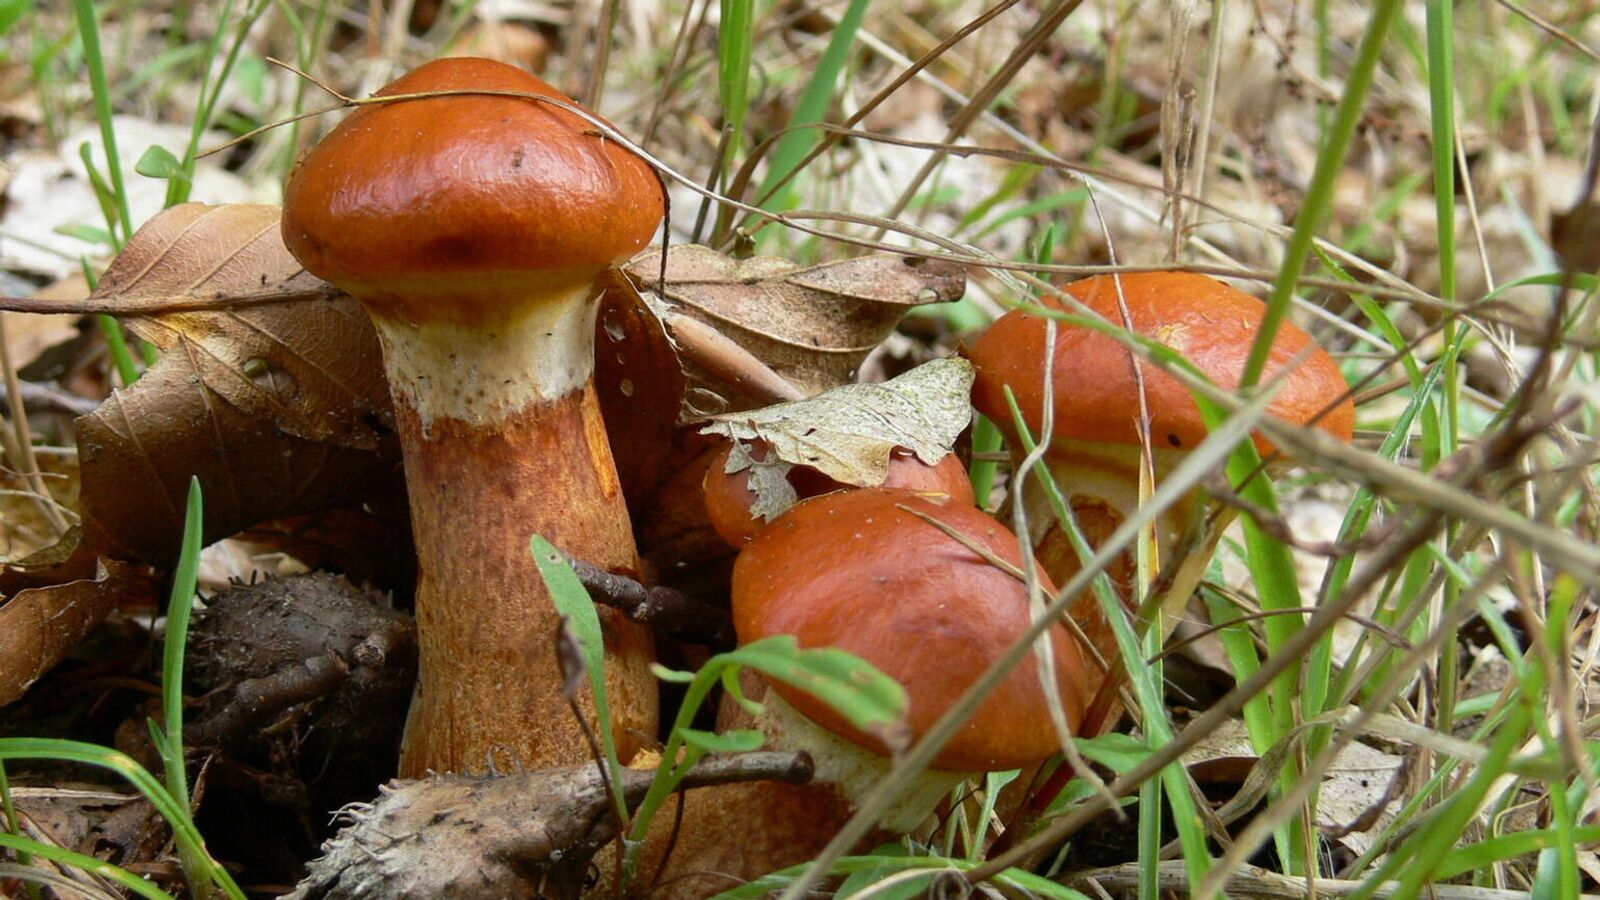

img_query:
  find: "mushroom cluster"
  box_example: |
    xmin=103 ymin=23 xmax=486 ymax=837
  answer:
xmin=278 ymin=54 xmax=1357 ymax=899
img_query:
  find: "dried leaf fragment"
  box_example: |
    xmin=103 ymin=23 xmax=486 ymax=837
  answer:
xmin=700 ymin=358 xmax=975 ymax=517
xmin=55 ymin=204 xmax=401 ymax=569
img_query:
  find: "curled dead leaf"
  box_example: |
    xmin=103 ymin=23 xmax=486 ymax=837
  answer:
xmin=109 ymin=204 xmax=389 ymax=449
xmin=623 ymin=245 xmax=964 ymax=414
xmin=0 ymin=559 xmax=150 ymax=705
xmin=75 ymin=345 xmax=401 ymax=567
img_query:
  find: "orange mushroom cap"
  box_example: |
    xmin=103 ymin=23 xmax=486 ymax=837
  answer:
xmin=281 ymin=57 xmax=663 ymax=320
xmin=704 ymin=441 xmax=977 ymax=548
xmin=967 ymin=272 xmax=1354 ymax=455
xmin=732 ymin=488 xmax=1088 ymax=771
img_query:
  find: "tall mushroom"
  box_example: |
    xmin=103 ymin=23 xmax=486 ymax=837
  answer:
xmin=281 ymin=57 xmax=662 ymax=776
xmin=967 ymin=272 xmax=1354 ymax=704
xmin=641 ymin=487 xmax=1088 ymax=894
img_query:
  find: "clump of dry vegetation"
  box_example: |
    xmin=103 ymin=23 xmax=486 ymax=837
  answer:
xmin=2 ymin=0 xmax=1599 ymax=898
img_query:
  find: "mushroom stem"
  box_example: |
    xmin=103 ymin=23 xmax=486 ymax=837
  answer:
xmin=738 ymin=680 xmax=965 ymax=832
xmin=1019 ymin=441 xmax=1210 ymax=671
xmin=376 ymin=282 xmax=656 ymax=777
xmin=636 ymin=679 xmax=962 ymax=898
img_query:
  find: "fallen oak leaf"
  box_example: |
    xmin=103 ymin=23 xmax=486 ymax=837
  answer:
xmin=0 ymin=204 xmax=400 ymax=587
xmin=73 ymin=340 xmax=401 ymax=568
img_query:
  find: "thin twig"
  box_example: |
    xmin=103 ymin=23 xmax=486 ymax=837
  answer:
xmin=563 ymin=554 xmax=732 ymax=646
xmin=0 ymin=314 xmax=67 ymax=535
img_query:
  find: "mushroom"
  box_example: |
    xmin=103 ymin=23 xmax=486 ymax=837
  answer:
xmin=281 ymin=57 xmax=663 ymax=775
xmin=701 ymin=440 xmax=976 ymax=548
xmin=966 ymin=272 xmax=1354 ymax=700
xmin=640 ymin=487 xmax=1088 ymax=894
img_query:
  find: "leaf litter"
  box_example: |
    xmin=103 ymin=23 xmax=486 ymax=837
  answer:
xmin=700 ymin=357 xmax=975 ymax=520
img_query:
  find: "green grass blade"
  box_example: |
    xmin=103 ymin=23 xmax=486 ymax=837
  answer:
xmin=967 ymin=413 xmax=1003 ymax=512
xmin=1435 ymin=825 xmax=1600 ymax=880
xmin=754 ymin=0 xmax=869 ymax=213
xmin=530 ymin=536 xmax=627 ymax=822
xmin=159 ymin=477 xmax=202 ymax=816
xmin=0 ymin=833 xmax=175 ymax=900
xmin=71 ymin=0 xmax=132 ymax=244
xmin=1239 ymin=0 xmax=1403 ymax=389
xmin=717 ymin=0 xmax=755 ymax=179
xmin=155 ymin=477 xmax=204 ymax=893
xmin=0 ymin=758 xmax=41 ymax=900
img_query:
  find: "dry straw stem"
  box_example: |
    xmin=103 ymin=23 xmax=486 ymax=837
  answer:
xmin=191 ymin=54 xmax=1466 ymax=329
xmin=0 ymin=314 xmax=69 ymax=536
xmin=1070 ymin=860 xmax=1600 ymax=899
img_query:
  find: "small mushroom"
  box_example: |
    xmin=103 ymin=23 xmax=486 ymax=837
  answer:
xmin=644 ymin=488 xmax=1088 ymax=893
xmin=281 ymin=57 xmax=664 ymax=776
xmin=967 ymin=272 xmax=1355 ymax=697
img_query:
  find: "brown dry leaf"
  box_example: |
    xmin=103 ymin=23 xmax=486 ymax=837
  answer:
xmin=57 ymin=203 xmax=397 ymax=569
xmin=75 ymin=319 xmax=400 ymax=567
xmin=112 ymin=204 xmax=388 ymax=449
xmin=622 ymin=246 xmax=965 ymax=414
xmin=1552 ymin=196 xmax=1600 ymax=274
xmin=0 ymin=62 xmax=41 ymax=134
xmin=0 ymin=559 xmax=151 ymax=705
xmin=445 ymin=21 xmax=550 ymax=72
